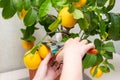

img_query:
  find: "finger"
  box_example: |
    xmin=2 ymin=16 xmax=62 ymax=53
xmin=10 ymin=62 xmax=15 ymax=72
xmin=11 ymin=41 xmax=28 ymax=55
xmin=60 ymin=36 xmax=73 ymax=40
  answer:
xmin=74 ymin=37 xmax=80 ymax=42
xmin=80 ymin=39 xmax=88 ymax=44
xmin=85 ymin=43 xmax=95 ymax=52
xmin=42 ymin=53 xmax=52 ymax=65
xmin=55 ymin=51 xmax=63 ymax=63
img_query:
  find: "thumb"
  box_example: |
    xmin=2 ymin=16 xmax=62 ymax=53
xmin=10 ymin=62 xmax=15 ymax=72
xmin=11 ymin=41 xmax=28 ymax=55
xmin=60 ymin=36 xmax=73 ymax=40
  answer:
xmin=55 ymin=50 xmax=63 ymax=63
xmin=85 ymin=43 xmax=95 ymax=52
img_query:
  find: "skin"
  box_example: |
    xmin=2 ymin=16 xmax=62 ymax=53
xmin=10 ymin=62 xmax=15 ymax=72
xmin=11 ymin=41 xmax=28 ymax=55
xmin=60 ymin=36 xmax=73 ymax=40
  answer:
xmin=33 ymin=53 xmax=62 ymax=80
xmin=33 ymin=37 xmax=95 ymax=80
xmin=58 ymin=37 xmax=95 ymax=80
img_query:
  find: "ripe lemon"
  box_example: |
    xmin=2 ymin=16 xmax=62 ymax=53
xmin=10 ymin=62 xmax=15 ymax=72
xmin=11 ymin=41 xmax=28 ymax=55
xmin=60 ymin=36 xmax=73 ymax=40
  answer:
xmin=74 ymin=0 xmax=87 ymax=8
xmin=58 ymin=7 xmax=77 ymax=28
xmin=22 ymin=40 xmax=34 ymax=50
xmin=38 ymin=44 xmax=50 ymax=59
xmin=90 ymin=66 xmax=103 ymax=78
xmin=19 ymin=9 xmax=28 ymax=20
xmin=24 ymin=51 xmax=41 ymax=70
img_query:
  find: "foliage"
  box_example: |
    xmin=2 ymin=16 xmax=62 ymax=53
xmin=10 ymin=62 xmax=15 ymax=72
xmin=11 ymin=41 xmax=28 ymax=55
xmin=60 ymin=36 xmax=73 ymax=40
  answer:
xmin=0 ymin=0 xmax=120 ymax=77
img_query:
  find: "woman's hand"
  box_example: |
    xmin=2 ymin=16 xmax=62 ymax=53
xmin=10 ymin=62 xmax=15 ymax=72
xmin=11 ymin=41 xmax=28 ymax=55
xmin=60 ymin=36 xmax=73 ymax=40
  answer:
xmin=56 ymin=37 xmax=95 ymax=63
xmin=33 ymin=53 xmax=62 ymax=80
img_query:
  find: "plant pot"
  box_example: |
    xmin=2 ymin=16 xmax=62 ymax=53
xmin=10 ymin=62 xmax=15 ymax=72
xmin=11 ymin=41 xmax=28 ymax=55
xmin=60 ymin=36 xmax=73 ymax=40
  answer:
xmin=29 ymin=69 xmax=37 ymax=80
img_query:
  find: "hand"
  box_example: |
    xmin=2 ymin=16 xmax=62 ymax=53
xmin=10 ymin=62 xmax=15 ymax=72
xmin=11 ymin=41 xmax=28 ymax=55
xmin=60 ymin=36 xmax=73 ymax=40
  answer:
xmin=33 ymin=53 xmax=62 ymax=80
xmin=56 ymin=37 xmax=95 ymax=62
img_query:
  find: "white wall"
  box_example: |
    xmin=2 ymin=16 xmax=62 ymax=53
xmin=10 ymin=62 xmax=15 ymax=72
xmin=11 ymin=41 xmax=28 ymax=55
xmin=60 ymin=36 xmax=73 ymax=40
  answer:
xmin=0 ymin=0 xmax=120 ymax=73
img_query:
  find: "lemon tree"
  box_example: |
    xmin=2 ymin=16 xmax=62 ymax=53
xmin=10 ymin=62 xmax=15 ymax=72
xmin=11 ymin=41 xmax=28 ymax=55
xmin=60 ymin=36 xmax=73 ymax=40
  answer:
xmin=0 ymin=0 xmax=119 ymax=78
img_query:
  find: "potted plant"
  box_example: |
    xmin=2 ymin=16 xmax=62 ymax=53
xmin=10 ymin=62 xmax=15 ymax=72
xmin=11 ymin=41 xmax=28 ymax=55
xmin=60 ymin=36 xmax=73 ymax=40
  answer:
xmin=0 ymin=0 xmax=120 ymax=80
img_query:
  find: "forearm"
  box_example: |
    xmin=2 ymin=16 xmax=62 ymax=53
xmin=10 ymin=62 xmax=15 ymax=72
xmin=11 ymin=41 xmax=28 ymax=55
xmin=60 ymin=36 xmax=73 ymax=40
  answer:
xmin=60 ymin=53 xmax=83 ymax=80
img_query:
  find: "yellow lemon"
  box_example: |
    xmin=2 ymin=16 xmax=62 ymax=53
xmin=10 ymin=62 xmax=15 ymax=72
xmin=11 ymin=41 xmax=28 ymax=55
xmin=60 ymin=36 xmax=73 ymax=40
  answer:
xmin=90 ymin=66 xmax=103 ymax=78
xmin=24 ymin=51 xmax=41 ymax=70
xmin=22 ymin=40 xmax=34 ymax=50
xmin=58 ymin=7 xmax=77 ymax=28
xmin=38 ymin=44 xmax=50 ymax=59
xmin=19 ymin=9 xmax=28 ymax=20
xmin=74 ymin=0 xmax=87 ymax=8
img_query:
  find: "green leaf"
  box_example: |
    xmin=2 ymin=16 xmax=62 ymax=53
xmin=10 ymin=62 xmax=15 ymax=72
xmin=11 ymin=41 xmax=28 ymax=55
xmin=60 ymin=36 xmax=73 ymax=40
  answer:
xmin=0 ymin=0 xmax=7 ymax=8
xmin=106 ymin=0 xmax=115 ymax=11
xmin=51 ymin=0 xmax=67 ymax=11
xmin=2 ymin=0 xmax=16 ymax=19
xmin=97 ymin=0 xmax=107 ymax=7
xmin=84 ymin=11 xmax=99 ymax=35
xmin=68 ymin=0 xmax=79 ymax=2
xmin=13 ymin=0 xmax=23 ymax=11
xmin=94 ymin=54 xmax=103 ymax=65
xmin=39 ymin=15 xmax=56 ymax=37
xmin=108 ymin=63 xmax=115 ymax=70
xmin=48 ymin=19 xmax=61 ymax=32
xmin=100 ymin=66 xmax=110 ymax=73
xmin=24 ymin=8 xmax=37 ymax=26
xmin=72 ymin=9 xmax=84 ymax=19
xmin=23 ymin=0 xmax=31 ymax=10
xmin=103 ymin=52 xmax=113 ymax=59
xmin=39 ymin=0 xmax=52 ymax=18
xmin=99 ymin=20 xmax=106 ymax=39
xmin=78 ymin=18 xmax=89 ymax=30
xmin=82 ymin=54 xmax=97 ymax=68
xmin=94 ymin=39 xmax=103 ymax=51
xmin=31 ymin=0 xmax=41 ymax=7
xmin=103 ymin=42 xmax=115 ymax=52
xmin=108 ymin=13 xmax=120 ymax=40
xmin=21 ymin=25 xmax=37 ymax=42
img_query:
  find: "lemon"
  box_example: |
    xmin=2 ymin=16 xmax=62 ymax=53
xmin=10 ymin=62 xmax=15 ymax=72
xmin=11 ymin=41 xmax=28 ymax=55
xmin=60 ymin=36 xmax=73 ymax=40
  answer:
xmin=19 ymin=9 xmax=28 ymax=20
xmin=58 ymin=7 xmax=77 ymax=28
xmin=22 ymin=40 xmax=34 ymax=50
xmin=90 ymin=66 xmax=103 ymax=78
xmin=24 ymin=51 xmax=41 ymax=70
xmin=74 ymin=0 xmax=87 ymax=8
xmin=38 ymin=44 xmax=50 ymax=59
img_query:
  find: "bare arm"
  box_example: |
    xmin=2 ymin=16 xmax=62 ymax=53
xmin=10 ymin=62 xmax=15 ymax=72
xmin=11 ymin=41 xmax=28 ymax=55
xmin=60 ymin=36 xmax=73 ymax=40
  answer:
xmin=59 ymin=37 xmax=95 ymax=80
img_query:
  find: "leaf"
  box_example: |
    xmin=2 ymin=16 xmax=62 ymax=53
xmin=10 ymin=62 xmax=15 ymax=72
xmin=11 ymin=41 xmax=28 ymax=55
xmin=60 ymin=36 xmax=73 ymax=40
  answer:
xmin=2 ymin=0 xmax=16 ymax=19
xmin=106 ymin=0 xmax=115 ymax=11
xmin=21 ymin=25 xmax=37 ymax=42
xmin=68 ymin=0 xmax=79 ymax=2
xmin=103 ymin=52 xmax=113 ymax=59
xmin=94 ymin=39 xmax=102 ymax=51
xmin=72 ymin=9 xmax=84 ymax=19
xmin=84 ymin=11 xmax=99 ymax=35
xmin=78 ymin=18 xmax=89 ymax=30
xmin=23 ymin=0 xmax=31 ymax=10
xmin=39 ymin=15 xmax=56 ymax=37
xmin=13 ymin=0 xmax=23 ymax=11
xmin=94 ymin=54 xmax=103 ymax=65
xmin=108 ymin=13 xmax=120 ymax=40
xmin=108 ymin=63 xmax=115 ymax=70
xmin=82 ymin=54 xmax=97 ymax=69
xmin=39 ymin=0 xmax=52 ymax=18
xmin=99 ymin=20 xmax=106 ymax=39
xmin=0 ymin=0 xmax=7 ymax=8
xmin=97 ymin=0 xmax=107 ymax=7
xmin=31 ymin=0 xmax=41 ymax=7
xmin=100 ymin=66 xmax=110 ymax=73
xmin=103 ymin=42 xmax=115 ymax=52
xmin=51 ymin=0 xmax=67 ymax=11
xmin=48 ymin=19 xmax=61 ymax=32
xmin=24 ymin=8 xmax=37 ymax=26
